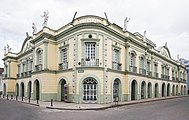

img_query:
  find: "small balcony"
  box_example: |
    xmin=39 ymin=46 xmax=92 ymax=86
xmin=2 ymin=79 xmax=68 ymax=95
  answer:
xmin=129 ymin=66 xmax=137 ymax=73
xmin=59 ymin=62 xmax=68 ymax=70
xmin=4 ymin=74 xmax=7 ymax=79
xmin=17 ymin=74 xmax=20 ymax=78
xmin=139 ymin=68 xmax=146 ymax=75
xmin=24 ymin=72 xmax=28 ymax=77
xmin=183 ymin=79 xmax=187 ymax=83
xmin=27 ymin=71 xmax=32 ymax=77
xmin=147 ymin=71 xmax=152 ymax=77
xmin=18 ymin=71 xmax=32 ymax=78
xmin=21 ymin=73 xmax=24 ymax=78
xmin=154 ymin=72 xmax=158 ymax=78
xmin=165 ymin=75 xmax=170 ymax=80
xmin=35 ymin=64 xmax=42 ymax=71
xmin=161 ymin=74 xmax=170 ymax=80
xmin=161 ymin=74 xmax=165 ymax=79
xmin=112 ymin=62 xmax=122 ymax=71
xmin=81 ymin=58 xmax=99 ymax=67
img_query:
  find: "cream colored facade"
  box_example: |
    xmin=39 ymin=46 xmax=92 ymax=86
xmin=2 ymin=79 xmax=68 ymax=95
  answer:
xmin=2 ymin=15 xmax=187 ymax=103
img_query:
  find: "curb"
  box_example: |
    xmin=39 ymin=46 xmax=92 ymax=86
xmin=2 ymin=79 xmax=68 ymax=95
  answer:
xmin=0 ymin=98 xmax=40 ymax=107
xmin=46 ymin=96 xmax=189 ymax=111
xmin=46 ymin=106 xmax=110 ymax=110
xmin=20 ymin=101 xmax=40 ymax=106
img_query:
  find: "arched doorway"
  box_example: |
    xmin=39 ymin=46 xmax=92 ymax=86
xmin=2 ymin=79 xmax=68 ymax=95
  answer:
xmin=83 ymin=78 xmax=97 ymax=103
xmin=27 ymin=81 xmax=32 ymax=98
xmin=3 ymin=83 xmax=6 ymax=96
xmin=181 ymin=85 xmax=183 ymax=95
xmin=172 ymin=85 xmax=175 ymax=96
xmin=16 ymin=83 xmax=19 ymax=96
xmin=34 ymin=80 xmax=40 ymax=100
xmin=131 ymin=80 xmax=138 ymax=100
xmin=20 ymin=82 xmax=24 ymax=97
xmin=184 ymin=86 xmax=186 ymax=95
xmin=176 ymin=85 xmax=178 ymax=95
xmin=59 ymin=79 xmax=67 ymax=101
xmin=167 ymin=83 xmax=170 ymax=96
xmin=141 ymin=81 xmax=146 ymax=99
xmin=162 ymin=83 xmax=166 ymax=97
xmin=147 ymin=82 xmax=152 ymax=98
xmin=113 ymin=78 xmax=121 ymax=101
xmin=155 ymin=83 xmax=159 ymax=98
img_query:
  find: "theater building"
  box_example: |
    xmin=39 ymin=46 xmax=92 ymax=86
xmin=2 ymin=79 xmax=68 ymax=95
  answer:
xmin=2 ymin=15 xmax=187 ymax=103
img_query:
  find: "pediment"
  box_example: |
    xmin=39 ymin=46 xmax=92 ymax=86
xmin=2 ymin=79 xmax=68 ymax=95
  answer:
xmin=23 ymin=41 xmax=32 ymax=52
xmin=159 ymin=46 xmax=171 ymax=59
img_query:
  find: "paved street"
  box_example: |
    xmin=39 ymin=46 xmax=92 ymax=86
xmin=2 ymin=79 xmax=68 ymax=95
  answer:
xmin=0 ymin=96 xmax=189 ymax=120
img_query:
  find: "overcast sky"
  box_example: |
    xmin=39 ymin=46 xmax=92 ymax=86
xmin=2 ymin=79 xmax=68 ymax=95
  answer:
xmin=0 ymin=0 xmax=189 ymax=67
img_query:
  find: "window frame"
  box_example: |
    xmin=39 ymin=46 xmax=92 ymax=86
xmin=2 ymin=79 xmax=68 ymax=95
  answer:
xmin=36 ymin=49 xmax=43 ymax=65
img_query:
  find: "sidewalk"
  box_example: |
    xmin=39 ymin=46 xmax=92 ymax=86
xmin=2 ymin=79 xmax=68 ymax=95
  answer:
xmin=1 ymin=95 xmax=188 ymax=110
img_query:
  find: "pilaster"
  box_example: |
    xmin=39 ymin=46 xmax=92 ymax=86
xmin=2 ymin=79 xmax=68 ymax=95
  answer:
xmin=125 ymin=42 xmax=130 ymax=71
xmin=43 ymin=40 xmax=48 ymax=70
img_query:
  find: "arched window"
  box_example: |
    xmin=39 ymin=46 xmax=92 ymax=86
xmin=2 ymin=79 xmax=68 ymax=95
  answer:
xmin=147 ymin=61 xmax=151 ymax=76
xmin=154 ymin=63 xmax=158 ymax=78
xmin=59 ymin=48 xmax=68 ymax=70
xmin=140 ymin=57 xmax=145 ymax=69
xmin=61 ymin=48 xmax=67 ymax=63
xmin=35 ymin=49 xmax=43 ymax=71
xmin=130 ymin=53 xmax=136 ymax=66
xmin=130 ymin=51 xmax=137 ymax=73
xmin=139 ymin=56 xmax=145 ymax=75
xmin=112 ymin=49 xmax=120 ymax=70
xmin=36 ymin=49 xmax=43 ymax=65
xmin=85 ymin=42 xmax=96 ymax=66
xmin=83 ymin=78 xmax=97 ymax=103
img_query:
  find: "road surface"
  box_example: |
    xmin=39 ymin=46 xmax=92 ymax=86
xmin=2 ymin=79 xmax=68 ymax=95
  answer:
xmin=0 ymin=96 xmax=189 ymax=120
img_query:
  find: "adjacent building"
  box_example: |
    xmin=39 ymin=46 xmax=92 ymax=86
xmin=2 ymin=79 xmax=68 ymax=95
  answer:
xmin=0 ymin=68 xmax=4 ymax=94
xmin=2 ymin=15 xmax=188 ymax=103
xmin=179 ymin=58 xmax=189 ymax=94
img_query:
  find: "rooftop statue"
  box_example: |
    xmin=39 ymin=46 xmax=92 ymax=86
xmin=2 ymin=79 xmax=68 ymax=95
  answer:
xmin=41 ymin=10 xmax=49 ymax=27
xmin=32 ymin=23 xmax=37 ymax=35
xmin=123 ymin=17 xmax=130 ymax=31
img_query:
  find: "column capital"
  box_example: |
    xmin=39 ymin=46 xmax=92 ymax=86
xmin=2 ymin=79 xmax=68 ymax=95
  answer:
xmin=125 ymin=42 xmax=130 ymax=47
xmin=43 ymin=38 xmax=49 ymax=44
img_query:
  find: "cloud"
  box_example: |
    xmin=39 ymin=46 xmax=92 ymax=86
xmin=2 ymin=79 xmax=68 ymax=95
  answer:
xmin=0 ymin=0 xmax=189 ymax=67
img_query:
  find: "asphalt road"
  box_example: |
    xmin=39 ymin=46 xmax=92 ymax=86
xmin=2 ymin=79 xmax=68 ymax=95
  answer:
xmin=0 ymin=97 xmax=189 ymax=120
